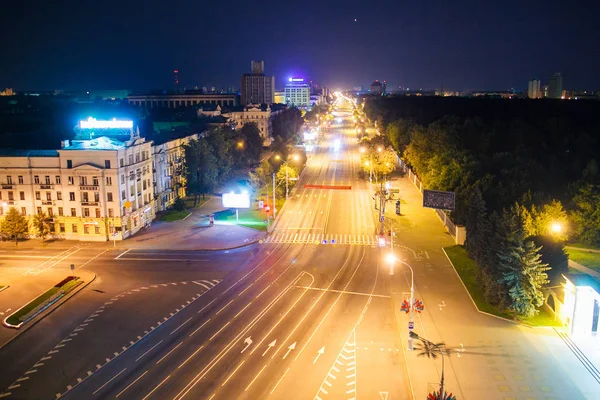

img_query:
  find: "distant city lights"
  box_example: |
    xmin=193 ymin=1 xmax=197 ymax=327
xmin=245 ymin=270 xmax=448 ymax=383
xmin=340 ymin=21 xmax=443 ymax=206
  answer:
xmin=79 ymin=117 xmax=133 ymax=129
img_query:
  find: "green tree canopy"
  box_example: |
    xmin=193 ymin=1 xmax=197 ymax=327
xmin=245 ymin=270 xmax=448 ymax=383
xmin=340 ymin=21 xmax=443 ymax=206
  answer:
xmin=33 ymin=212 xmax=52 ymax=240
xmin=1 ymin=207 xmax=29 ymax=245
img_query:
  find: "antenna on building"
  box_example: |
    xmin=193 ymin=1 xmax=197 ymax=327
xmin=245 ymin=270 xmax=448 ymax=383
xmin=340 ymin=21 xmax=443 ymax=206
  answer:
xmin=174 ymin=70 xmax=179 ymax=90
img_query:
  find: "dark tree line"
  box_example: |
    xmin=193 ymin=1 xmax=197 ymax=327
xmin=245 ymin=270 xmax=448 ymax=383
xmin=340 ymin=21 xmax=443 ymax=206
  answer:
xmin=364 ymin=95 xmax=600 ymax=317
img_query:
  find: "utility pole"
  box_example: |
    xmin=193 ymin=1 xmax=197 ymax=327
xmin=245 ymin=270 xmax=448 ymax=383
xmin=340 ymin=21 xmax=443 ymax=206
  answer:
xmin=378 ymin=180 xmax=387 ymax=235
xmin=272 ymin=173 xmax=276 ymax=218
xmin=265 ymin=178 xmax=271 ymax=230
xmin=285 ymin=165 xmax=289 ymax=200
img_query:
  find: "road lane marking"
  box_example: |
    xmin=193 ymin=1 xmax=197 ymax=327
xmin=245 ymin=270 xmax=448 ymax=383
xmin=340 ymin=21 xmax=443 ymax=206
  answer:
xmin=209 ymin=321 xmax=231 ymax=340
xmin=178 ymin=346 xmax=204 ymax=369
xmin=270 ymin=367 xmax=290 ymax=395
xmin=215 ymin=299 xmax=234 ymax=315
xmin=244 ymin=365 xmax=267 ymax=392
xmin=92 ymin=368 xmax=126 ymax=395
xmin=116 ymin=370 xmax=148 ymax=398
xmin=221 ymin=360 xmax=245 ymax=387
xmin=141 ymin=375 xmax=170 ymax=400
xmin=115 ymin=249 xmax=131 ymax=259
xmin=170 ymin=317 xmax=193 ymax=335
xmin=135 ymin=340 xmax=163 ymax=362
xmin=189 ymin=319 xmax=211 ymax=337
xmin=233 ymin=303 xmax=252 ymax=319
xmin=197 ymin=298 xmax=217 ymax=314
xmin=156 ymin=341 xmax=183 ymax=365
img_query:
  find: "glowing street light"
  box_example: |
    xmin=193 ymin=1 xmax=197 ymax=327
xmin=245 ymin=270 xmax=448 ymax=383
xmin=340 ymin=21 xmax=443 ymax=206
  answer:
xmin=377 ymin=146 xmax=383 ymax=152
xmin=550 ymin=221 xmax=563 ymax=234
xmin=237 ymin=141 xmax=244 ymax=149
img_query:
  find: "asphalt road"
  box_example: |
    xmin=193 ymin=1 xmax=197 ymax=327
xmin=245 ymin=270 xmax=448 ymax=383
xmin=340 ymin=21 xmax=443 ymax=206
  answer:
xmin=0 ymin=104 xmax=411 ymax=400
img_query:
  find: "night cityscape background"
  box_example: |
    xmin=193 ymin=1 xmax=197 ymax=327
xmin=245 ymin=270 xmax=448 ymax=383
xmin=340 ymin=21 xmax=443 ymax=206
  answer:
xmin=0 ymin=1 xmax=600 ymax=400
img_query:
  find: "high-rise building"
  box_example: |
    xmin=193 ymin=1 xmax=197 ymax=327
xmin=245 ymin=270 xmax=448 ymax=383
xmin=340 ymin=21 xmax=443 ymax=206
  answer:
xmin=370 ymin=80 xmax=385 ymax=95
xmin=240 ymin=61 xmax=275 ymax=105
xmin=528 ymin=79 xmax=542 ymax=99
xmin=284 ymin=78 xmax=310 ymax=109
xmin=548 ymin=73 xmax=563 ymax=99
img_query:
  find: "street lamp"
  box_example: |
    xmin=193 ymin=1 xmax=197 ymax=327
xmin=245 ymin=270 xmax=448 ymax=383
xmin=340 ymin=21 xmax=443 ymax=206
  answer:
xmin=387 ymin=252 xmax=415 ymax=350
xmin=409 ymin=331 xmax=451 ymax=400
xmin=550 ymin=221 xmax=563 ymax=234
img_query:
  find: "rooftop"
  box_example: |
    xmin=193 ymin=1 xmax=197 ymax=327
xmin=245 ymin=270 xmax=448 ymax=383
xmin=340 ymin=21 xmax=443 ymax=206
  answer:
xmin=0 ymin=149 xmax=59 ymax=157
xmin=63 ymin=136 xmax=126 ymax=151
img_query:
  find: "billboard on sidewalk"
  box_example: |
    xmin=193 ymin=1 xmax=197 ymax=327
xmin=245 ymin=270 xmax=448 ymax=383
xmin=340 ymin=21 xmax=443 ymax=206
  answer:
xmin=222 ymin=192 xmax=251 ymax=209
xmin=423 ymin=189 xmax=455 ymax=211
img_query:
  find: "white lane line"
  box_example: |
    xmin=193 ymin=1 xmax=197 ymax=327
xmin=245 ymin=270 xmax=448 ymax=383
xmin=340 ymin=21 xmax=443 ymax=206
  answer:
xmin=221 ymin=360 xmax=245 ymax=387
xmin=170 ymin=317 xmax=193 ymax=335
xmin=192 ymin=281 xmax=211 ymax=290
xmin=270 ymin=367 xmax=290 ymax=395
xmin=209 ymin=321 xmax=231 ymax=341
xmin=189 ymin=319 xmax=211 ymax=337
xmin=92 ymin=368 xmax=127 ymax=395
xmin=116 ymin=370 xmax=148 ymax=398
xmin=244 ymin=364 xmax=267 ymax=392
xmin=141 ymin=375 xmax=170 ymax=400
xmin=215 ymin=299 xmax=234 ymax=315
xmin=156 ymin=342 xmax=183 ymax=365
xmin=233 ymin=302 xmax=252 ymax=319
xmin=135 ymin=340 xmax=164 ymax=362
xmin=0 ymin=393 xmax=11 ymax=398
xmin=178 ymin=346 xmax=204 ymax=369
xmin=295 ymin=286 xmax=390 ymax=298
xmin=115 ymin=258 xmax=209 ymax=262
xmin=16 ymin=377 xmax=29 ymax=382
xmin=115 ymin=249 xmax=131 ymax=259
xmin=197 ymin=298 xmax=217 ymax=314
xmin=25 ymin=369 xmax=37 ymax=374
xmin=237 ymin=283 xmax=254 ymax=297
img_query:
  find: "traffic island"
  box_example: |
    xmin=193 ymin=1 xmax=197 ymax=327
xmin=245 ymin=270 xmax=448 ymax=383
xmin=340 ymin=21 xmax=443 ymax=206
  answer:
xmin=3 ymin=276 xmax=84 ymax=329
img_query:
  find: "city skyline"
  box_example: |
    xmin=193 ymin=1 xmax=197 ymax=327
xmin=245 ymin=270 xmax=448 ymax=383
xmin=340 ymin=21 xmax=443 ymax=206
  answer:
xmin=1 ymin=0 xmax=599 ymax=92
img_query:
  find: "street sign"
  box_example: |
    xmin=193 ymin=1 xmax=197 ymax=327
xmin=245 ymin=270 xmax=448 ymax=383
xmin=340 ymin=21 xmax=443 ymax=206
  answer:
xmin=408 ymin=321 xmax=414 ymax=329
xmin=124 ymin=201 xmax=131 ymax=208
xmin=380 ymin=216 xmax=384 ymax=222
xmin=70 ymin=264 xmax=75 ymax=272
xmin=330 ymin=239 xmax=336 ymax=244
xmin=322 ymin=239 xmax=328 ymax=244
xmin=423 ymin=189 xmax=455 ymax=211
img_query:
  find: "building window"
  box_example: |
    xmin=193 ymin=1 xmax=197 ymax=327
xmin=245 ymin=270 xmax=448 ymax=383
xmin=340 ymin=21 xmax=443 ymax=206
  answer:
xmin=72 ymin=224 xmax=78 ymax=233
xmin=35 ymin=191 xmax=41 ymax=200
xmin=121 ymin=190 xmax=126 ymax=200
xmin=18 ymin=176 xmax=23 ymax=184
xmin=56 ymin=176 xmax=61 ymax=184
xmin=60 ymin=223 xmax=65 ymax=233
xmin=106 ymin=177 xmax=112 ymax=186
xmin=128 ymin=155 xmax=133 ymax=165
xmin=69 ymin=192 xmax=75 ymax=201
xmin=34 ymin=176 xmax=40 ymax=184
xmin=94 ymin=192 xmax=100 ymax=202
xmin=48 ymin=208 xmax=53 ymax=216
xmin=84 ymin=208 xmax=90 ymax=217
xmin=21 ymin=207 xmax=26 ymax=215
xmin=7 ymin=176 xmax=12 ymax=185
xmin=105 ymin=160 xmax=111 ymax=169
xmin=108 ymin=208 xmax=114 ymax=218
xmin=68 ymin=176 xmax=74 ymax=185
xmin=58 ymin=207 xmax=63 ymax=216
xmin=84 ymin=226 xmax=89 ymax=234
xmin=136 ymin=153 xmax=140 ymax=163
xmin=8 ymin=192 xmax=14 ymax=201
xmin=19 ymin=191 xmax=25 ymax=200
xmin=107 ymin=193 xmax=113 ymax=202
xmin=70 ymin=208 xmax=76 ymax=217
xmin=45 ymin=176 xmax=51 ymax=184
xmin=80 ymin=176 xmax=87 ymax=186
xmin=95 ymin=226 xmax=100 ymax=234
xmin=120 ymin=158 xmax=124 ymax=167
xmin=92 ymin=177 xmax=98 ymax=186
xmin=95 ymin=208 xmax=101 ymax=218
xmin=46 ymin=192 xmax=52 ymax=201
xmin=37 ymin=207 xmax=42 ymax=215
xmin=82 ymin=192 xmax=89 ymax=202
xmin=67 ymin=160 xmax=73 ymax=169
xmin=57 ymin=192 xmax=62 ymax=200
xmin=121 ymin=175 xmax=125 ymax=184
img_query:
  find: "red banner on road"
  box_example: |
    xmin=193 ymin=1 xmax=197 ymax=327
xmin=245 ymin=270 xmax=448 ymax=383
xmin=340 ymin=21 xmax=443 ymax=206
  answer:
xmin=304 ymin=184 xmax=352 ymax=190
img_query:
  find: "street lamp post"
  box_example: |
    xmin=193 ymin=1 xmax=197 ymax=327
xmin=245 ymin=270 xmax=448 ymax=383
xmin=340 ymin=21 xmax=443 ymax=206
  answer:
xmin=388 ymin=252 xmax=415 ymax=350
xmin=409 ymin=331 xmax=449 ymax=400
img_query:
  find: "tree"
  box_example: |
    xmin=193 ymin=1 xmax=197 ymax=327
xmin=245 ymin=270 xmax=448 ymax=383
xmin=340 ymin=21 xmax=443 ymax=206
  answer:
xmin=571 ymin=183 xmax=600 ymax=245
xmin=276 ymin=164 xmax=299 ymax=197
xmin=385 ymin=119 xmax=412 ymax=154
xmin=496 ymin=207 xmax=549 ymax=318
xmin=183 ymin=139 xmax=219 ymax=207
xmin=205 ymin=127 xmax=235 ymax=183
xmin=464 ymin=187 xmax=490 ymax=265
xmin=1 ymin=207 xmax=29 ymax=245
xmin=33 ymin=212 xmax=52 ymax=240
xmin=239 ymin=123 xmax=263 ymax=166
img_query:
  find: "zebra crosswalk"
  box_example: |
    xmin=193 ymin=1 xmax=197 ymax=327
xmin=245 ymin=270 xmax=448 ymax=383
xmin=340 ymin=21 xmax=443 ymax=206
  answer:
xmin=262 ymin=232 xmax=379 ymax=246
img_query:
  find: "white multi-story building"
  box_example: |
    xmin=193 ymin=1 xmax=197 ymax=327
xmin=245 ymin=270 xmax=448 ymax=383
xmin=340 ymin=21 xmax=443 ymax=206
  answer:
xmin=153 ymin=134 xmax=198 ymax=212
xmin=0 ymin=123 xmax=155 ymax=241
xmin=223 ymin=104 xmax=273 ymax=145
xmin=285 ymin=78 xmax=310 ymax=109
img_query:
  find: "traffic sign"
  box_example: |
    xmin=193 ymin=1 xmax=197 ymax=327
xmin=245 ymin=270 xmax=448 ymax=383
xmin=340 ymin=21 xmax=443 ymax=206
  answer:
xmin=380 ymin=216 xmax=384 ymax=222
xmin=322 ymin=239 xmax=328 ymax=244
xmin=330 ymin=239 xmax=336 ymax=244
xmin=408 ymin=321 xmax=414 ymax=329
xmin=70 ymin=264 xmax=75 ymax=271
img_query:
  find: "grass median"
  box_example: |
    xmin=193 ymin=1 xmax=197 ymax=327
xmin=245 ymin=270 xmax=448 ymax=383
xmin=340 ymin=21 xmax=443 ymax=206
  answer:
xmin=5 ymin=276 xmax=83 ymax=327
xmin=444 ymin=245 xmax=562 ymax=327
xmin=157 ymin=210 xmax=191 ymax=222
xmin=567 ymin=248 xmax=600 ymax=272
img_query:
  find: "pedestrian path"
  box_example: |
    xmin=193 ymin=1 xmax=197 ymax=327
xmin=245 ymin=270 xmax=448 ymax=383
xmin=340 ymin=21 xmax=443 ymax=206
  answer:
xmin=262 ymin=232 xmax=378 ymax=246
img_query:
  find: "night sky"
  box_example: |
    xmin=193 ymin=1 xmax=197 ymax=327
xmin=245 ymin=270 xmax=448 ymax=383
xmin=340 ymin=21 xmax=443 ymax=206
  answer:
xmin=1 ymin=0 xmax=599 ymax=92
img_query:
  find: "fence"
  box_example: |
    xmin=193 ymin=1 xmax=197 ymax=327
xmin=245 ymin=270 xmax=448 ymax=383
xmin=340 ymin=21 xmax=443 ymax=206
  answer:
xmin=396 ymin=156 xmax=466 ymax=245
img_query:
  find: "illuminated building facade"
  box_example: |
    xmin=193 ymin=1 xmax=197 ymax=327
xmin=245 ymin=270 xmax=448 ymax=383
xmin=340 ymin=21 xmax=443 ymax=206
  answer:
xmin=240 ymin=61 xmax=275 ymax=105
xmin=284 ymin=78 xmax=310 ymax=109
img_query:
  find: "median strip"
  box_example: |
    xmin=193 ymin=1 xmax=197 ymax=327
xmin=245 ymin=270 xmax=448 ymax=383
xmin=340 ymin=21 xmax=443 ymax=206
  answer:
xmin=3 ymin=276 xmax=83 ymax=329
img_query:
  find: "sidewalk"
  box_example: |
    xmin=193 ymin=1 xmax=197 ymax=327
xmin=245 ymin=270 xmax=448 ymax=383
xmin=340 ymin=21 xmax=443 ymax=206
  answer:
xmin=384 ymin=174 xmax=600 ymax=400
xmin=0 ymin=197 xmax=266 ymax=252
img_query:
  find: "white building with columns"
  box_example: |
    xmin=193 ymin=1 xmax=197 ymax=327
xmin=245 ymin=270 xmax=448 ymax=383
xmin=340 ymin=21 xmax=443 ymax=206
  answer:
xmin=222 ymin=104 xmax=274 ymax=145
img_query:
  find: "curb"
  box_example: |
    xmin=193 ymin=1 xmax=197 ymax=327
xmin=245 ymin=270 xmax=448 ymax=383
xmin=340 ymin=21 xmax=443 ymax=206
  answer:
xmin=0 ymin=272 xmax=97 ymax=351
xmin=441 ymin=247 xmax=521 ymax=326
xmin=197 ymin=237 xmax=265 ymax=252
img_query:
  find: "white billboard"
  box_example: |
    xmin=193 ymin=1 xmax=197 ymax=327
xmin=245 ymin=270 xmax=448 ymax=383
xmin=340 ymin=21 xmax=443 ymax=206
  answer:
xmin=222 ymin=192 xmax=251 ymax=209
xmin=79 ymin=117 xmax=134 ymax=129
